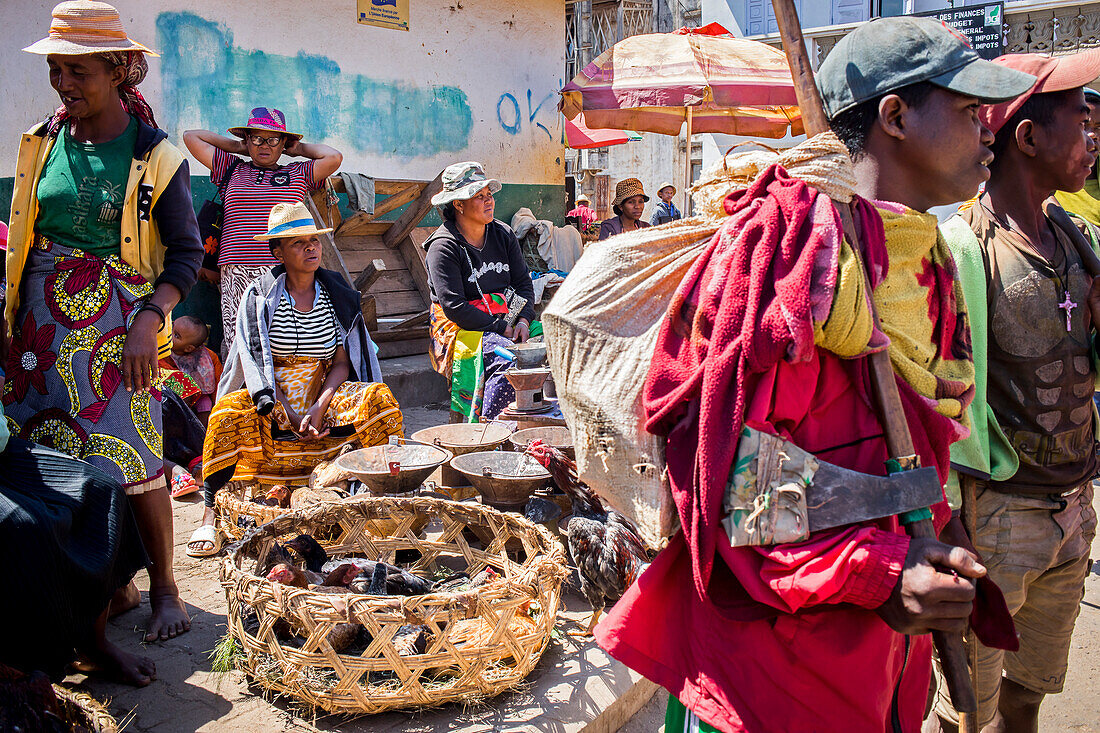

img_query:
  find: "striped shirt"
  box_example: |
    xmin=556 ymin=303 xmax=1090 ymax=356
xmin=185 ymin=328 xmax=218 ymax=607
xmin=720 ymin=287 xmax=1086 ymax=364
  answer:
xmin=211 ymin=148 xmax=321 ymax=267
xmin=268 ymin=282 xmax=340 ymax=359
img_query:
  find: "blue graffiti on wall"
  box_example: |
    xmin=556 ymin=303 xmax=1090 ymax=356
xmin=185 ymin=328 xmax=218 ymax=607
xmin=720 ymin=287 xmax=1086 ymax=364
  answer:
xmin=155 ymin=12 xmax=473 ymax=157
xmin=497 ymin=88 xmax=558 ymax=138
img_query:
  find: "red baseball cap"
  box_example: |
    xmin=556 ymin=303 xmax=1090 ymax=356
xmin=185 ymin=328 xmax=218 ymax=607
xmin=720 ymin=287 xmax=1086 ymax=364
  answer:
xmin=981 ymin=48 xmax=1100 ymax=134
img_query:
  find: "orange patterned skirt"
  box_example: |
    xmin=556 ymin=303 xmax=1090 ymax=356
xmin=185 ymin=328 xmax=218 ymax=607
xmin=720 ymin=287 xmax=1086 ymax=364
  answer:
xmin=202 ymin=356 xmax=403 ymax=485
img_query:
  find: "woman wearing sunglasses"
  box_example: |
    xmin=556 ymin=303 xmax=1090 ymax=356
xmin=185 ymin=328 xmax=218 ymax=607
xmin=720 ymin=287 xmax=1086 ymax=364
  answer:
xmin=183 ymin=108 xmax=342 ymax=355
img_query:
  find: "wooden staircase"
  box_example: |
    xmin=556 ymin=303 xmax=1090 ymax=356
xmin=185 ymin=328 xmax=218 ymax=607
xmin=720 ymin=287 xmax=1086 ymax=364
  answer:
xmin=308 ymin=174 xmax=443 ymax=358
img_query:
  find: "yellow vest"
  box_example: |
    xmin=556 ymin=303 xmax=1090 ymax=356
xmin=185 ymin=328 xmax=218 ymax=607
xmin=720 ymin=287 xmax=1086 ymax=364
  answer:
xmin=7 ymin=123 xmax=184 ymax=354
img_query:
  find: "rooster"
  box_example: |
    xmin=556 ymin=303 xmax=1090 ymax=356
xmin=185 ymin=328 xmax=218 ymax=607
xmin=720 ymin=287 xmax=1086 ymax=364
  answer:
xmin=525 ymin=440 xmax=650 ymax=636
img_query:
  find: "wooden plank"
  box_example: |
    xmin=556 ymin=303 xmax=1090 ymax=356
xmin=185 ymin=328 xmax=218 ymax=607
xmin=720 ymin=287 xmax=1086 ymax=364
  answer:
xmin=376 ymin=291 xmax=426 ymax=317
xmin=396 ymin=234 xmax=432 ymax=306
xmin=376 ymin=338 xmax=429 ymax=359
xmin=342 ymin=249 xmax=407 ymax=273
xmin=383 ymin=171 xmax=443 ymax=249
xmin=370 ymin=325 xmax=430 ymax=342
xmin=311 ymin=189 xmax=343 ymax=231
xmin=370 ymin=269 xmax=418 ymax=294
xmin=304 ymin=193 xmax=353 ymax=286
xmin=335 ymin=182 xmax=423 ymax=237
xmin=375 ymin=179 xmax=422 ymax=196
xmin=360 ymin=293 xmax=378 ymax=332
xmin=353 ymin=258 xmax=387 ymax=291
xmin=340 ymin=220 xmax=392 ymax=237
xmin=335 ymin=234 xmax=386 ymax=251
xmin=393 ymin=310 xmax=430 ymax=329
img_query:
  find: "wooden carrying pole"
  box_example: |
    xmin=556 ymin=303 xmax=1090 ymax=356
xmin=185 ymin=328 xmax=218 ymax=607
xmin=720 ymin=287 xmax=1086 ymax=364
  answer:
xmin=685 ymin=105 xmax=694 ymax=214
xmin=768 ymin=0 xmax=980 ymax=727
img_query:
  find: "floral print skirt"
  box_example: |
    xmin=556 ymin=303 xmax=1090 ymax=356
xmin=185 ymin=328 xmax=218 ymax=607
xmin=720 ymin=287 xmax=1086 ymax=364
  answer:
xmin=4 ymin=240 xmax=167 ymax=495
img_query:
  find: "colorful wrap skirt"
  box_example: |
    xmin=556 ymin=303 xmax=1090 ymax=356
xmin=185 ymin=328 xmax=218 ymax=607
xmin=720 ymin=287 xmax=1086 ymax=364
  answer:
xmin=202 ymin=355 xmax=403 ymax=485
xmin=428 ymin=298 xmax=543 ymax=422
xmin=3 ymin=240 xmax=170 ymax=495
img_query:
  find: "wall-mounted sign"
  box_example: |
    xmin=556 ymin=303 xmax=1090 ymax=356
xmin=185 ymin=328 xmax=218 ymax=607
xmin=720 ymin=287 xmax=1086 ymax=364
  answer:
xmin=914 ymin=2 xmax=1004 ymax=60
xmin=357 ymin=0 xmax=410 ymax=32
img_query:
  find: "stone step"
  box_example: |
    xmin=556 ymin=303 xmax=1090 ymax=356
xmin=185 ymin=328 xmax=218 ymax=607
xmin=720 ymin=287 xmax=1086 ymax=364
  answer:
xmin=380 ymin=353 xmax=449 ymax=408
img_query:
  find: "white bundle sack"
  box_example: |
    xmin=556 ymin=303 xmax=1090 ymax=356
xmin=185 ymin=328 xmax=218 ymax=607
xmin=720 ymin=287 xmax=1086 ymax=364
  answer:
xmin=541 ymin=220 xmax=719 ymax=548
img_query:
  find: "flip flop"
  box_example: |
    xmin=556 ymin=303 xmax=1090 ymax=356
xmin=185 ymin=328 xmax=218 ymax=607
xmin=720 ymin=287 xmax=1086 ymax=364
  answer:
xmin=186 ymin=524 xmax=223 ymax=558
xmin=170 ymin=471 xmax=200 ymax=499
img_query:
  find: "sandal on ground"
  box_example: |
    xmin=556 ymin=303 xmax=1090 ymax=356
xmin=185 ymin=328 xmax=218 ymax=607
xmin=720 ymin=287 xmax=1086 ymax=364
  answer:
xmin=170 ymin=471 xmax=200 ymax=499
xmin=186 ymin=524 xmax=223 ymax=558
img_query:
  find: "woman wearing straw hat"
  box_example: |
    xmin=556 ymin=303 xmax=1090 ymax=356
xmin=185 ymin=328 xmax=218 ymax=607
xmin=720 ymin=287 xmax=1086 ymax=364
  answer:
xmin=184 ymin=109 xmax=343 ymax=356
xmin=7 ymin=0 xmax=204 ymax=680
xmin=650 ymin=182 xmax=683 ymax=226
xmin=188 ymin=202 xmax=402 ymax=557
xmin=597 ymin=178 xmax=651 ymax=241
xmin=423 ymin=162 xmax=538 ymax=422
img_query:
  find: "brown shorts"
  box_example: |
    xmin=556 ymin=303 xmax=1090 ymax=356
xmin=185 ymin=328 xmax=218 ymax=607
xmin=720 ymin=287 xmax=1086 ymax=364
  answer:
xmin=932 ymin=479 xmax=1096 ymax=727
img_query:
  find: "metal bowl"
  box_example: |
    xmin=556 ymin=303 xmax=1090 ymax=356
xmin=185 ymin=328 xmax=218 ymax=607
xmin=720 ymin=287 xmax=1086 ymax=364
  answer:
xmin=411 ymin=423 xmax=513 ymax=454
xmin=411 ymin=423 xmax=513 ymax=488
xmin=336 ymin=441 xmax=452 ymax=495
xmin=509 ymin=426 xmax=574 ymax=460
xmin=449 ymin=450 xmax=551 ymax=509
xmin=505 ymin=342 xmax=547 ymax=369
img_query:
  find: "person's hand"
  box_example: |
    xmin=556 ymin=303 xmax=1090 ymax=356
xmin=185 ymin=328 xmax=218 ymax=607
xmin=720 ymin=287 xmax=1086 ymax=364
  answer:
xmin=229 ymin=138 xmax=248 ymax=155
xmin=298 ymin=403 xmax=330 ymax=441
xmin=197 ymin=267 xmax=221 ymax=284
xmin=875 ymin=537 xmax=985 ymax=635
xmin=513 ymin=320 xmax=530 ymax=343
xmin=1086 ymin=275 xmax=1100 ymax=331
xmin=122 ymin=309 xmax=161 ymax=392
xmin=283 ymin=138 xmax=303 ymax=157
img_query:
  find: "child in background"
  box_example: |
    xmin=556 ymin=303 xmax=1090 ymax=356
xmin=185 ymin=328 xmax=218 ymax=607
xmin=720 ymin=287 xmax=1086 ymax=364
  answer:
xmin=161 ymin=316 xmax=223 ymax=425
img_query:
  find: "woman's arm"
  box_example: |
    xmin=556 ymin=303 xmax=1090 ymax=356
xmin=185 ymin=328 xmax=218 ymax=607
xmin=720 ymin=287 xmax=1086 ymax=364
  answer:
xmin=300 ymin=345 xmax=350 ymax=439
xmin=182 ymin=130 xmax=246 ymax=171
xmin=284 ymin=139 xmax=343 ymax=186
xmin=123 ymin=158 xmax=204 ymax=392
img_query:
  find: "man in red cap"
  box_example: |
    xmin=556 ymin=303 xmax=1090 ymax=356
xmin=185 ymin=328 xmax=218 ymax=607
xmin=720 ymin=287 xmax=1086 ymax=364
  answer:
xmin=935 ymin=49 xmax=1100 ymax=732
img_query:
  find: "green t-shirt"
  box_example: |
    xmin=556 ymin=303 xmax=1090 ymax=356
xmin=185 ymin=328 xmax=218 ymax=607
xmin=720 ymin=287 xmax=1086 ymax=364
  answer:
xmin=34 ymin=116 xmax=138 ymax=258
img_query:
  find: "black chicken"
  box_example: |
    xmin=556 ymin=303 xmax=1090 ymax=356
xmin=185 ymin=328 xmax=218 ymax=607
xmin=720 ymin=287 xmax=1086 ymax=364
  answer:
xmin=525 ymin=441 xmax=650 ymax=636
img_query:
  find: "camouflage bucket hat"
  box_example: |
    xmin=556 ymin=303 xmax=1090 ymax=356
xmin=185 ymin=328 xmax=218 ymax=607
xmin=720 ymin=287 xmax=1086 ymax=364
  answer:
xmin=431 ymin=161 xmax=503 ymax=206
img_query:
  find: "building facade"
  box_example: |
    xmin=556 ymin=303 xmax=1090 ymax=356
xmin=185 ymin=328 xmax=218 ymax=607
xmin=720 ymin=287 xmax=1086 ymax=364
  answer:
xmin=1 ymin=0 xmax=569 ymax=225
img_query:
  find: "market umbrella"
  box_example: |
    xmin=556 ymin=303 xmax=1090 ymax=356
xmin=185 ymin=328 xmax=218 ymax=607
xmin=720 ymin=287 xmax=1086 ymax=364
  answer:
xmin=560 ymin=23 xmax=803 ymax=202
xmin=566 ymin=113 xmax=642 ymax=149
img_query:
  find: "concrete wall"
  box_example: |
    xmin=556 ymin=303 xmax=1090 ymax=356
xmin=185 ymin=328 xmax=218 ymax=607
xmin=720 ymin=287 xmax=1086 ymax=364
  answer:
xmin=0 ymin=0 xmax=568 ymax=223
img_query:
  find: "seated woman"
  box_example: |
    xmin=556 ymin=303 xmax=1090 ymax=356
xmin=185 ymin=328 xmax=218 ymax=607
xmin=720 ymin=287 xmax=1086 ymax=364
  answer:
xmin=187 ymin=202 xmax=403 ymax=556
xmin=597 ymin=178 xmax=651 ymax=240
xmin=0 ymin=406 xmax=152 ymax=686
xmin=425 ymin=162 xmax=538 ymax=422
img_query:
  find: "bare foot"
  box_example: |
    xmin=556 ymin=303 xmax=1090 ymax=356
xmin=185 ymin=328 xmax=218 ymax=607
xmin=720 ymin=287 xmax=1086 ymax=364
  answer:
xmin=109 ymin=581 xmax=141 ymax=618
xmin=145 ymin=588 xmax=191 ymax=642
xmin=78 ymin=640 xmax=156 ymax=687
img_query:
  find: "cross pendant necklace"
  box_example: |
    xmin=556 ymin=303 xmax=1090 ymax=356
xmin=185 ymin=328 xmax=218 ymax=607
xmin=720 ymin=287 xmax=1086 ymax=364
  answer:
xmin=1058 ymin=291 xmax=1077 ymax=332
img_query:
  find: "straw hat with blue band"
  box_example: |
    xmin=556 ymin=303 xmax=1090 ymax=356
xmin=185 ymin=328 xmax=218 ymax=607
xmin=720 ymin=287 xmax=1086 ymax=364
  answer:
xmin=254 ymin=202 xmax=333 ymax=241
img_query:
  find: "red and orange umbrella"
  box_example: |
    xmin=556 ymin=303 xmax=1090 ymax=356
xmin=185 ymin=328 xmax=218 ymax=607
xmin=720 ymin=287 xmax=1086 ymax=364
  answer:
xmin=560 ymin=23 xmax=803 ymax=198
xmin=565 ymin=113 xmax=642 ymax=149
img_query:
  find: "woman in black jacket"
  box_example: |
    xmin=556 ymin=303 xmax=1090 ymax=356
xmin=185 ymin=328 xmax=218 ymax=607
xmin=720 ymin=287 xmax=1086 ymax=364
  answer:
xmin=424 ymin=162 xmax=536 ymax=421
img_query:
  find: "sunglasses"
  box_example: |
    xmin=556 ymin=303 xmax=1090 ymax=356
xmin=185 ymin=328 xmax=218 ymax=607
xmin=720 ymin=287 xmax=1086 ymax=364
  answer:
xmin=247 ymin=134 xmax=284 ymax=147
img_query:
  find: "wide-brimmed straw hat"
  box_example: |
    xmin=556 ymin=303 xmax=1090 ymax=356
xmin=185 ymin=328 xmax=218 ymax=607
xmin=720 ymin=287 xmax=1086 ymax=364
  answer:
xmin=254 ymin=202 xmax=333 ymax=242
xmin=612 ymin=178 xmax=649 ymax=207
xmin=430 ymin=161 xmax=502 ymax=206
xmin=24 ymin=1 xmax=158 ymax=57
xmin=575 ymin=194 xmax=591 ymax=204
xmin=656 ymin=181 xmax=677 ymax=195
xmin=229 ymin=107 xmax=303 ymax=142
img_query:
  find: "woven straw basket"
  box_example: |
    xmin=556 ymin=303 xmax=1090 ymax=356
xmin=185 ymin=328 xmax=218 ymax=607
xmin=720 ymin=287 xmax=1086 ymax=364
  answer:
xmin=53 ymin=684 xmax=118 ymax=732
xmin=221 ymin=496 xmax=567 ymax=715
xmin=215 ymin=482 xmax=437 ymax=543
